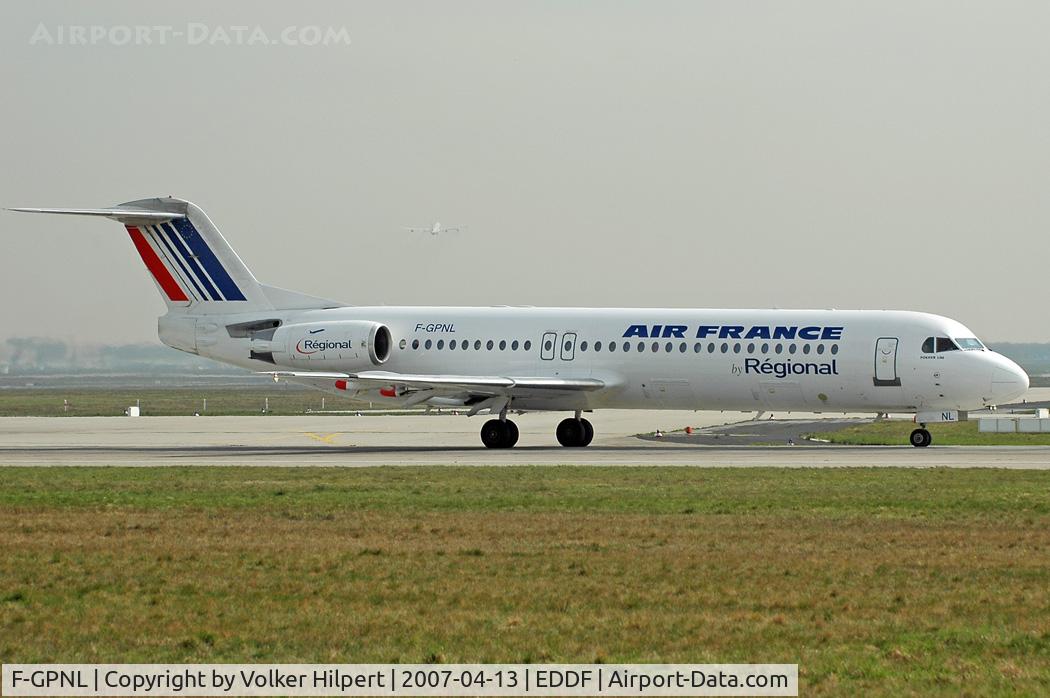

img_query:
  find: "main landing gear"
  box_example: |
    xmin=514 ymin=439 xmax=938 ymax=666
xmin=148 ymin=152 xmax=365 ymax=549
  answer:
xmin=480 ymin=418 xmax=519 ymax=449
xmin=909 ymin=426 xmax=932 ymax=448
xmin=478 ymin=412 xmax=595 ymax=448
xmin=556 ymin=414 xmax=594 ymax=448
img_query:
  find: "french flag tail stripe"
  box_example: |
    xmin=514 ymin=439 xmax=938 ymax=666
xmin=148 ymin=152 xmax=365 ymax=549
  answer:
xmin=148 ymin=224 xmax=208 ymax=302
xmin=144 ymin=225 xmax=201 ymax=302
xmin=126 ymin=226 xmax=189 ymax=302
xmin=172 ymin=218 xmax=247 ymax=301
xmin=159 ymin=221 xmax=222 ymax=301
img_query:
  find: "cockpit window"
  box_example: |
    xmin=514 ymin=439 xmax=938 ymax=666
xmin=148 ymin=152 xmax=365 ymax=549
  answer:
xmin=922 ymin=337 xmax=935 ymax=354
xmin=935 ymin=337 xmax=959 ymax=352
xmin=955 ymin=337 xmax=984 ymax=350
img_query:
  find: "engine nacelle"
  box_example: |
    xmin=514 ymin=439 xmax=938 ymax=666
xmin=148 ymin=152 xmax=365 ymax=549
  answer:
xmin=267 ymin=321 xmax=391 ymax=369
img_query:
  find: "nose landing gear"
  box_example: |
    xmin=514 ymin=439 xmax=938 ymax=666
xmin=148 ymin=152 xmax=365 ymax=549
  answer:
xmin=909 ymin=426 xmax=932 ymax=447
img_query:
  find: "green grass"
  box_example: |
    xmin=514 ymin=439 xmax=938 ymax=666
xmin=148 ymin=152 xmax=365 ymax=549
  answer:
xmin=0 ymin=388 xmax=365 ymax=417
xmin=2 ymin=466 xmax=1050 ymax=696
xmin=808 ymin=419 xmax=1050 ymax=446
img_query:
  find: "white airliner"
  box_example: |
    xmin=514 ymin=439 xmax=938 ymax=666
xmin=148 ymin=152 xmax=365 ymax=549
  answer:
xmin=11 ymin=197 xmax=1029 ymax=448
xmin=404 ymin=222 xmax=463 ymax=236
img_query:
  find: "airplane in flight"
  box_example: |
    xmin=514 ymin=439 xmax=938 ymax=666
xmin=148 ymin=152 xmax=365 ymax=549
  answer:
xmin=404 ymin=222 xmax=463 ymax=236
xmin=11 ymin=197 xmax=1029 ymax=448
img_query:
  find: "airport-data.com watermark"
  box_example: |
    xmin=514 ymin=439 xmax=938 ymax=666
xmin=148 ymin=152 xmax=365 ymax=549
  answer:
xmin=29 ymin=23 xmax=351 ymax=47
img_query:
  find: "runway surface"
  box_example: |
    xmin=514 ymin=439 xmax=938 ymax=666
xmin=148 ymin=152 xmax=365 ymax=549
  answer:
xmin=3 ymin=411 xmax=1050 ymax=468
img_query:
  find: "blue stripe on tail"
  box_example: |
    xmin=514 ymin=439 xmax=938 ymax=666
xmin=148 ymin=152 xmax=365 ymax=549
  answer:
xmin=172 ymin=218 xmax=247 ymax=301
xmin=150 ymin=225 xmax=208 ymax=301
xmin=160 ymin=222 xmax=221 ymax=301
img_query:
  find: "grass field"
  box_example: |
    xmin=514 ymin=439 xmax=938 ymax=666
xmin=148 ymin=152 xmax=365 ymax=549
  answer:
xmin=0 ymin=388 xmax=360 ymax=417
xmin=2 ymin=467 xmax=1049 ymax=696
xmin=808 ymin=419 xmax=1050 ymax=446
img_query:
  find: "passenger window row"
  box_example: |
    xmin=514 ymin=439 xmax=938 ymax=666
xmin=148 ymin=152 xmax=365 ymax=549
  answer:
xmin=578 ymin=340 xmax=839 ymax=356
xmin=398 ymin=337 xmax=839 ymax=356
xmin=403 ymin=338 xmax=533 ymax=352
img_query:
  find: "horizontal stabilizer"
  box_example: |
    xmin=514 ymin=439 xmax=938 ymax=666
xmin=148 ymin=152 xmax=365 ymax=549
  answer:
xmin=8 ymin=207 xmax=185 ymax=225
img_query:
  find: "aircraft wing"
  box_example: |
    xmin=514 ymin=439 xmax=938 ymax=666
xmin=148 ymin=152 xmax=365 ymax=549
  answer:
xmin=268 ymin=369 xmax=605 ymax=405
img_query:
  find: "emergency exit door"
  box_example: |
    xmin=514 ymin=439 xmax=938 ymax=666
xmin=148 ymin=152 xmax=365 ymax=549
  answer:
xmin=540 ymin=332 xmax=557 ymax=360
xmin=874 ymin=337 xmax=901 ymax=386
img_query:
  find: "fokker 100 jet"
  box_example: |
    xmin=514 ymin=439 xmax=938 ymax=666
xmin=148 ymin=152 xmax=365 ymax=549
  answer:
xmin=11 ymin=198 xmax=1029 ymax=448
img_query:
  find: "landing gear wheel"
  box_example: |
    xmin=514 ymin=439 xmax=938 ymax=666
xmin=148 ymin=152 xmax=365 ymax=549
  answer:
xmin=556 ymin=418 xmax=592 ymax=447
xmin=504 ymin=420 xmax=519 ymax=448
xmin=481 ymin=419 xmax=519 ymax=449
xmin=909 ymin=428 xmax=932 ymax=448
xmin=580 ymin=418 xmax=594 ymax=447
xmin=481 ymin=419 xmax=507 ymax=448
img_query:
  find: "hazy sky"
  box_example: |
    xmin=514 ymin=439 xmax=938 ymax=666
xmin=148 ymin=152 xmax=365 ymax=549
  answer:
xmin=2 ymin=2 xmax=1049 ymax=343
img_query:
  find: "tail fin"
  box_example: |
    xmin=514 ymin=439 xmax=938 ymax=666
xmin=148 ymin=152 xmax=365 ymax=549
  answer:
xmin=10 ymin=197 xmax=338 ymax=314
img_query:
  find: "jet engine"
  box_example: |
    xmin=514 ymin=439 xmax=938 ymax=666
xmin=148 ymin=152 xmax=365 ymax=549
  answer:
xmin=253 ymin=321 xmax=391 ymax=370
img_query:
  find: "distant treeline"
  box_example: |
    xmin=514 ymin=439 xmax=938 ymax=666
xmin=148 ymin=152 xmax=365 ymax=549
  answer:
xmin=0 ymin=338 xmax=245 ymax=375
xmin=986 ymin=343 xmax=1050 ymax=376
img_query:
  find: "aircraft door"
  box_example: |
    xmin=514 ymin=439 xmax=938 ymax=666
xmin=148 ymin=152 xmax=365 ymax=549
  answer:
xmin=540 ymin=332 xmax=557 ymax=360
xmin=560 ymin=333 xmax=577 ymax=361
xmin=874 ymin=337 xmax=901 ymax=386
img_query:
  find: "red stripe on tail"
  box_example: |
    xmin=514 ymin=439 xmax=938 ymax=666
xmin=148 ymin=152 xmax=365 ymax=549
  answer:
xmin=126 ymin=226 xmax=189 ymax=302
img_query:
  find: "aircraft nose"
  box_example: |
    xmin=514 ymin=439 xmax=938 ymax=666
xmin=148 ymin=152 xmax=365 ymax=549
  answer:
xmin=990 ymin=356 xmax=1029 ymax=404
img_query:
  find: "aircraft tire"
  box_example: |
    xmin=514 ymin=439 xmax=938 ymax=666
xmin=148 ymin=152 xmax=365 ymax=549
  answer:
xmin=556 ymin=417 xmax=587 ymax=447
xmin=481 ymin=419 xmax=508 ymax=448
xmin=909 ymin=428 xmax=932 ymax=448
xmin=580 ymin=418 xmax=594 ymax=446
xmin=503 ymin=420 xmax=519 ymax=448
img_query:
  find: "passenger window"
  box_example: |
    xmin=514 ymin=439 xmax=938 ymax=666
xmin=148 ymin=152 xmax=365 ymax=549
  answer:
xmin=788 ymin=344 xmax=797 ymax=354
xmin=679 ymin=342 xmax=686 ymax=353
xmin=707 ymin=342 xmax=716 ymax=353
xmin=580 ymin=341 xmax=588 ymax=352
xmin=474 ymin=340 xmax=481 ymax=350
xmin=830 ymin=345 xmax=838 ymax=355
xmin=802 ymin=344 xmax=810 ymax=355
xmin=437 ymin=340 xmax=445 ymax=349
xmin=664 ymin=342 xmax=672 ymax=352
xmin=733 ymin=343 xmax=741 ymax=353
xmin=399 ymin=338 xmax=407 ymax=350
xmin=486 ymin=340 xmax=494 ymax=350
xmin=425 ymin=339 xmax=433 ymax=350
xmin=449 ymin=341 xmax=456 ymax=351
xmin=936 ymin=337 xmax=959 ymax=352
xmin=816 ymin=344 xmax=825 ymax=355
xmin=544 ymin=339 xmax=552 ymax=352
xmin=412 ymin=339 xmax=420 ymax=350
xmin=524 ymin=341 xmax=532 ymax=351
xmin=512 ymin=340 xmax=520 ymax=350
xmin=720 ymin=343 xmax=728 ymax=353
xmin=774 ymin=344 xmax=783 ymax=354
xmin=761 ymin=343 xmax=769 ymax=353
xmin=595 ymin=341 xmax=603 ymax=351
xmin=694 ymin=342 xmax=702 ymax=353
xmin=610 ymin=342 xmax=617 ymax=352
xmin=637 ymin=342 xmax=645 ymax=352
xmin=747 ymin=342 xmax=755 ymax=354
xmin=499 ymin=340 xmax=507 ymax=350
xmin=460 ymin=340 xmax=468 ymax=350
xmin=922 ymin=337 xmax=935 ymax=353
